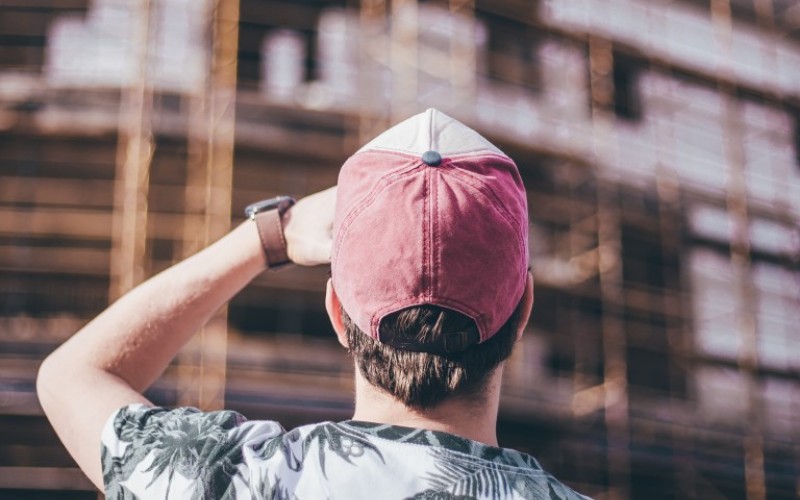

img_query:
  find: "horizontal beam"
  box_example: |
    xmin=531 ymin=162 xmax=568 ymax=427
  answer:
xmin=0 ymin=207 xmax=209 ymax=241
xmin=0 ymin=466 xmax=94 ymax=491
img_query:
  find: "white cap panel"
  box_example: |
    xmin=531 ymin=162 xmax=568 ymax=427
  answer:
xmin=357 ymin=108 xmax=505 ymax=158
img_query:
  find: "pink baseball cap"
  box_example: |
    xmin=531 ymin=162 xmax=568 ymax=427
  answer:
xmin=331 ymin=108 xmax=528 ymax=353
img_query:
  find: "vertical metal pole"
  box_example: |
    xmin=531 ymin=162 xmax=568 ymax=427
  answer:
xmin=358 ymin=0 xmax=390 ymax=145
xmin=177 ymin=0 xmax=240 ymax=411
xmin=390 ymin=0 xmax=418 ymax=121
xmin=588 ymin=36 xmax=631 ymax=500
xmin=639 ymin=3 xmax=695 ymax=493
xmin=176 ymin=83 xmax=211 ymax=407
xmin=651 ymin=69 xmax=695 ymax=500
xmin=749 ymin=3 xmax=800 ymax=496
xmin=447 ymin=0 xmax=476 ymax=107
xmin=710 ymin=1 xmax=770 ymax=498
xmin=709 ymin=1 xmax=767 ymax=499
xmin=202 ymin=0 xmax=239 ymax=411
xmin=109 ymin=0 xmax=154 ymax=301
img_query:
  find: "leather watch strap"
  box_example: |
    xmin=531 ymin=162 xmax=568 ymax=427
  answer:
xmin=253 ymin=209 xmax=291 ymax=269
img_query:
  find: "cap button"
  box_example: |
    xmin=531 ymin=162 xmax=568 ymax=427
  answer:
xmin=421 ymin=150 xmax=442 ymax=166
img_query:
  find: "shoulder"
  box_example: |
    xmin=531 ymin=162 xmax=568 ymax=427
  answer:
xmin=101 ymin=404 xmax=286 ymax=499
xmin=328 ymin=422 xmax=593 ymax=500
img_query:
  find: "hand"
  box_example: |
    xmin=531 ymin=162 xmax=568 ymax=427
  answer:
xmin=282 ymin=186 xmax=336 ymax=266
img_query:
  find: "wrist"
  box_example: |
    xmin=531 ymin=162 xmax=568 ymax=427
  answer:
xmin=239 ymin=220 xmax=269 ymax=269
xmin=245 ymin=196 xmax=296 ymax=269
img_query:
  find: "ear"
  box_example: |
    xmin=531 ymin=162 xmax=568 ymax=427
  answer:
xmin=515 ymin=271 xmax=535 ymax=341
xmin=325 ymin=279 xmax=349 ymax=348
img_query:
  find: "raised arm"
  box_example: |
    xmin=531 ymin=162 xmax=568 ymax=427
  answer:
xmin=36 ymin=187 xmax=335 ymax=490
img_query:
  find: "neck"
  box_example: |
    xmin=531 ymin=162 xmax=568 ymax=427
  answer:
xmin=350 ymin=366 xmax=504 ymax=446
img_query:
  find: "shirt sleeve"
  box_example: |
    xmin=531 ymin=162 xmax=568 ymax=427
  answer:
xmin=101 ymin=403 xmax=285 ymax=499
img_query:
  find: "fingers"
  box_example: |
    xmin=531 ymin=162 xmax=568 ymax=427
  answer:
xmin=283 ymin=186 xmax=337 ymax=266
xmin=289 ymin=237 xmax=333 ymax=267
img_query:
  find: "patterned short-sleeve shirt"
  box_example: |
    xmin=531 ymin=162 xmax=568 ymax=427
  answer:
xmin=101 ymin=404 xmax=591 ymax=499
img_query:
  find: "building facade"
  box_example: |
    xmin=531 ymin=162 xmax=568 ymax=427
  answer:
xmin=0 ymin=0 xmax=798 ymax=498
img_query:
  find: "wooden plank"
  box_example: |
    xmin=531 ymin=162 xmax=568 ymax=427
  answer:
xmin=0 ymin=207 xmax=203 ymax=240
xmin=0 ymin=357 xmax=43 ymax=377
xmin=0 ymin=416 xmax=59 ymax=447
xmin=0 ymin=46 xmax=43 ymax=69
xmin=0 ymin=177 xmax=190 ymax=211
xmin=0 ymin=390 xmax=41 ymax=416
xmin=0 ymin=10 xmax=57 ymax=36
xmin=0 ymin=135 xmax=116 ymax=170
xmin=0 ymin=207 xmax=111 ymax=239
xmin=0 ymin=244 xmax=109 ymax=274
xmin=0 ymin=466 xmax=94 ymax=491
xmin=239 ymin=0 xmax=321 ymax=31
xmin=528 ymin=191 xmax=597 ymax=224
xmin=0 ymin=444 xmax=81 ymax=468
xmin=0 ymin=1 xmax=88 ymax=9
xmin=0 ymin=316 xmax=86 ymax=344
xmin=0 ymin=176 xmax=113 ymax=208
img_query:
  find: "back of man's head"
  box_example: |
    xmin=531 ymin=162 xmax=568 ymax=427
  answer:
xmin=331 ymin=109 xmax=529 ymax=409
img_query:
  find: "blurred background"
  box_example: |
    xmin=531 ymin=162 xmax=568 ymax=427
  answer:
xmin=0 ymin=0 xmax=799 ymax=498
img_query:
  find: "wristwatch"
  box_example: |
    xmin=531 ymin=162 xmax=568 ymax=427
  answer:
xmin=245 ymin=195 xmax=296 ymax=269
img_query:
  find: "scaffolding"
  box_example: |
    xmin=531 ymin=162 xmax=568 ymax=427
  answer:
xmin=108 ymin=0 xmax=240 ymax=412
xmin=711 ymin=1 xmax=765 ymax=498
xmin=0 ymin=0 xmax=799 ymax=498
xmin=109 ymin=0 xmax=154 ymax=300
xmin=175 ymin=0 xmax=241 ymax=411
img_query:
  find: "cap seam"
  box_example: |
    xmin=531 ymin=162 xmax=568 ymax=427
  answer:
xmin=422 ymin=166 xmax=431 ymax=303
xmin=432 ymin=169 xmax=439 ymax=301
xmin=333 ymin=161 xmax=422 ymax=255
xmin=445 ymin=167 xmax=527 ymax=257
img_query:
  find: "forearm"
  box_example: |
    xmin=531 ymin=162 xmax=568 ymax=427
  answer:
xmin=43 ymin=220 xmax=266 ymax=390
xmin=37 ymin=220 xmax=266 ymax=488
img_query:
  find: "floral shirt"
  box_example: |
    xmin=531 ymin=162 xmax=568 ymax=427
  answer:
xmin=101 ymin=404 xmax=591 ymax=499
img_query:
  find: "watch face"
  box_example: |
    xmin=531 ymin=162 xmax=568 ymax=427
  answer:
xmin=245 ymin=196 xmax=296 ymax=219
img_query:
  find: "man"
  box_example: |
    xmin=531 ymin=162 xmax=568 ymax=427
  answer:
xmin=38 ymin=109 xmax=589 ymax=499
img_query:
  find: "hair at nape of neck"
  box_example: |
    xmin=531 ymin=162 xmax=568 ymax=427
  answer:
xmin=342 ymin=304 xmax=522 ymax=410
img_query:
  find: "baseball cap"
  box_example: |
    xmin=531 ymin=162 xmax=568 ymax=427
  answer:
xmin=331 ymin=108 xmax=528 ymax=354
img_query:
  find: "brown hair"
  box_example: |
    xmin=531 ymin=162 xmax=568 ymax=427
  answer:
xmin=343 ymin=304 xmax=522 ymax=409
